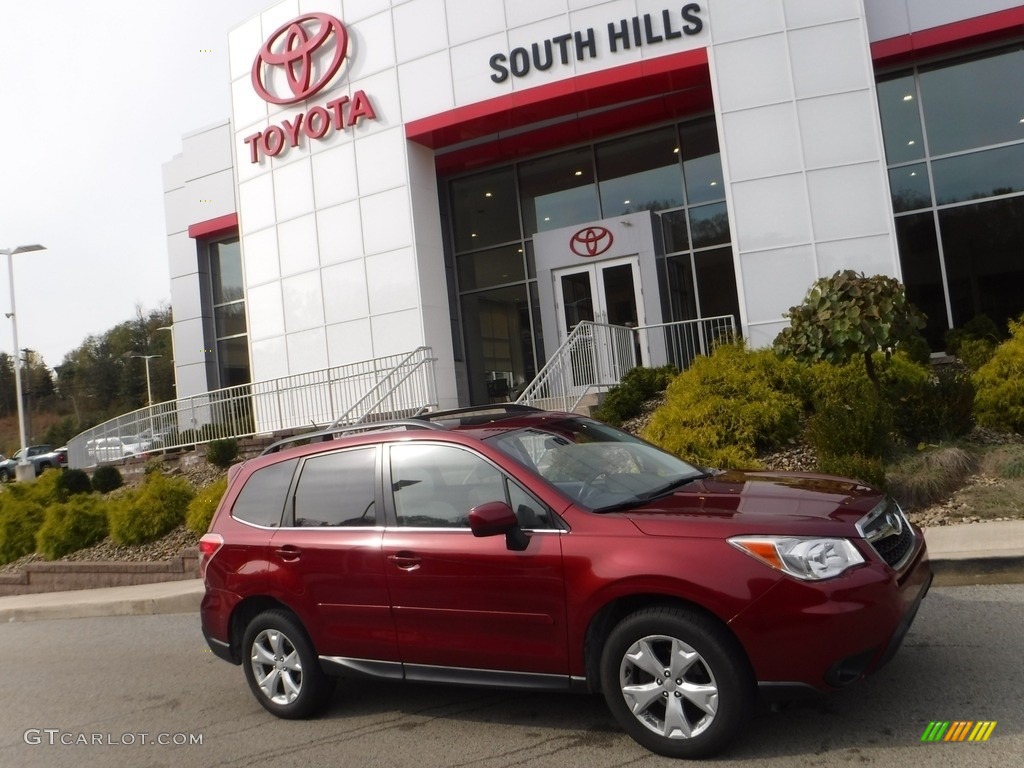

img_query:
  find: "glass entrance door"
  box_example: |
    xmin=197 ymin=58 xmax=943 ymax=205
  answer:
xmin=553 ymin=257 xmax=646 ymax=370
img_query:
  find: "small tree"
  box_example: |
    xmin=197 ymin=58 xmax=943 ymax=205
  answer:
xmin=774 ymin=270 xmax=926 ymax=386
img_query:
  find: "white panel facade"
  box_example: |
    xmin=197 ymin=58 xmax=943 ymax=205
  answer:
xmin=708 ymin=0 xmax=900 ymax=343
xmin=165 ymin=0 xmax=1020 ymax=418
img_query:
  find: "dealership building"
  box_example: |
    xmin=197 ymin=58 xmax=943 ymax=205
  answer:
xmin=162 ymin=0 xmax=1024 ymax=421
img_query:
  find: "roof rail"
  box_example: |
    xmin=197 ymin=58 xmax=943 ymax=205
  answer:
xmin=260 ymin=420 xmax=445 ymax=456
xmin=412 ymin=404 xmax=544 ymax=423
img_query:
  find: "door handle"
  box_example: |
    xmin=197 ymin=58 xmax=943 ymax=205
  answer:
xmin=274 ymin=545 xmax=301 ymax=562
xmin=388 ymin=553 xmax=421 ymax=571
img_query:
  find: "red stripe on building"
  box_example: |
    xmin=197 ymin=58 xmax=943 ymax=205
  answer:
xmin=872 ymin=6 xmax=1024 ymax=67
xmin=188 ymin=212 xmax=239 ymax=240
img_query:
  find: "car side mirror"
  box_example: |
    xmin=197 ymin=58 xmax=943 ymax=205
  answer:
xmin=468 ymin=501 xmax=529 ymax=552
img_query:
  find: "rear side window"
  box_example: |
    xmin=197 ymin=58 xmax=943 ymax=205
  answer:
xmin=293 ymin=448 xmax=378 ymax=527
xmin=231 ymin=458 xmax=297 ymax=528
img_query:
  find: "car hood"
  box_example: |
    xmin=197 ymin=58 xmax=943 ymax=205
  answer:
xmin=622 ymin=470 xmax=884 ymax=537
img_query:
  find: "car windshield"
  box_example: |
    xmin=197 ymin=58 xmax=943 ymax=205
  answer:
xmin=486 ymin=417 xmax=704 ymax=511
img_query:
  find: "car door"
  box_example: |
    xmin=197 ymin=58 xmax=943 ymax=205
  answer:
xmin=267 ymin=445 xmax=399 ymax=663
xmin=381 ymin=441 xmax=569 ymax=679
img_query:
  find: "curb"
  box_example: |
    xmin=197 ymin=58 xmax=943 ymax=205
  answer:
xmin=930 ymin=556 xmax=1024 ymax=587
xmin=0 ymin=580 xmax=203 ymax=623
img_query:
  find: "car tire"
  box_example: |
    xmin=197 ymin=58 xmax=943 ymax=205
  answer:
xmin=0 ymin=468 xmax=9 ymax=483
xmin=599 ymin=606 xmax=754 ymax=759
xmin=241 ymin=610 xmax=335 ymax=719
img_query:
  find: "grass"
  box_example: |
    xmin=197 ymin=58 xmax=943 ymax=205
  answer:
xmin=956 ymin=479 xmax=1024 ymax=519
xmin=886 ymin=446 xmax=978 ymax=510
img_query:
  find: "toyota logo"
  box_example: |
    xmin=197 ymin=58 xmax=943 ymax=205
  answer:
xmin=252 ymin=13 xmax=348 ymax=105
xmin=570 ymin=227 xmax=614 ymax=258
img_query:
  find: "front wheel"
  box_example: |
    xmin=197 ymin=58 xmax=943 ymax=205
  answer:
xmin=600 ymin=607 xmax=755 ymax=759
xmin=241 ymin=610 xmax=335 ymax=719
xmin=0 ymin=468 xmax=9 ymax=482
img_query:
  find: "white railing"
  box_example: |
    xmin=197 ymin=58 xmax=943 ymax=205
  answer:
xmin=67 ymin=347 xmax=438 ymax=469
xmin=516 ymin=316 xmax=736 ymax=412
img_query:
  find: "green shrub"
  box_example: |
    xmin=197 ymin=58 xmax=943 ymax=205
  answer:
xmin=806 ymin=361 xmax=893 ymax=460
xmin=887 ymin=446 xmax=977 ymax=510
xmin=91 ymin=465 xmax=124 ymax=494
xmin=897 ymin=329 xmax=932 ymax=366
xmin=974 ymin=315 xmax=1024 ymax=433
xmin=0 ymin=494 xmax=45 ymax=564
xmin=957 ymin=338 xmax=996 ymax=371
xmin=816 ymin=453 xmax=888 ymax=489
xmin=593 ymin=365 xmax=678 ymax=426
xmin=107 ymin=473 xmax=195 ymax=546
xmin=35 ymin=495 xmax=108 ymax=560
xmin=879 ymin=355 xmax=974 ymax=443
xmin=945 ymin=314 xmax=1002 ymax=356
xmin=205 ymin=438 xmax=239 ymax=469
xmin=186 ymin=477 xmax=228 ymax=535
xmin=642 ymin=343 xmax=805 ymax=468
xmin=56 ymin=469 xmax=93 ymax=498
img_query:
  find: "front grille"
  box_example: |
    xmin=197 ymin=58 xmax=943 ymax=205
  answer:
xmin=857 ymin=499 xmax=915 ymax=570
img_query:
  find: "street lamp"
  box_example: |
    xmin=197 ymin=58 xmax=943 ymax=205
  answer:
xmin=130 ymin=354 xmax=161 ymax=406
xmin=1 ymin=243 xmax=46 ymax=483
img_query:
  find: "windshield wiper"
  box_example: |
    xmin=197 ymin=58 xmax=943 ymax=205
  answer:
xmin=593 ymin=472 xmax=711 ymax=513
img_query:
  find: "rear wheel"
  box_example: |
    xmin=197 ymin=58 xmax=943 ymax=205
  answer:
xmin=0 ymin=468 xmax=9 ymax=482
xmin=241 ymin=610 xmax=334 ymax=719
xmin=600 ymin=607 xmax=754 ymax=759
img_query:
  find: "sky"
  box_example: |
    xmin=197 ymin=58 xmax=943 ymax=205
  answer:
xmin=0 ymin=0 xmax=275 ymax=369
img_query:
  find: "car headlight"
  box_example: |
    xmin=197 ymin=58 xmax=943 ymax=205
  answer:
xmin=728 ymin=536 xmax=865 ymax=581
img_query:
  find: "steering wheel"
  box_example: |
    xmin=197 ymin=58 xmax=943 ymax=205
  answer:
xmin=575 ymin=470 xmax=611 ymax=504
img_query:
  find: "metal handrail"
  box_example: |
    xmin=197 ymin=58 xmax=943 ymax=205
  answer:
xmin=516 ymin=316 xmax=737 ymax=412
xmin=67 ymin=347 xmax=439 ymax=469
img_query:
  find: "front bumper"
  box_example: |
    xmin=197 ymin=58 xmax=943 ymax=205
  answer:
xmin=729 ymin=532 xmax=931 ymax=691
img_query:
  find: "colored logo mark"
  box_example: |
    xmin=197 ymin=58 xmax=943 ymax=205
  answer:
xmin=921 ymin=721 xmax=997 ymax=742
xmin=252 ymin=13 xmax=348 ymax=104
xmin=569 ymin=226 xmax=614 ymax=258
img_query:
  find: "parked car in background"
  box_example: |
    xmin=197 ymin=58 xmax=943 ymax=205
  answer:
xmin=200 ymin=405 xmax=931 ymax=759
xmin=0 ymin=445 xmax=60 ymax=481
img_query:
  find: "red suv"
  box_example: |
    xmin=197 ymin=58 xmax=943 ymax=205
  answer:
xmin=200 ymin=406 xmax=931 ymax=759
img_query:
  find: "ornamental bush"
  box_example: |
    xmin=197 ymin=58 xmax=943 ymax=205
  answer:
xmin=35 ymin=495 xmax=108 ymax=560
xmin=973 ymin=315 xmax=1024 ymax=434
xmin=642 ymin=343 xmax=805 ymax=468
xmin=774 ymin=270 xmax=926 ymax=386
xmin=805 ymin=361 xmax=893 ymax=461
xmin=91 ymin=465 xmax=124 ymax=494
xmin=205 ymin=438 xmax=239 ymax=469
xmin=56 ymin=469 xmax=93 ymax=498
xmin=593 ymin=365 xmax=678 ymax=426
xmin=879 ymin=355 xmax=975 ymax=444
xmin=186 ymin=477 xmax=228 ymax=536
xmin=0 ymin=494 xmax=45 ymax=565
xmin=107 ymin=473 xmax=195 ymax=546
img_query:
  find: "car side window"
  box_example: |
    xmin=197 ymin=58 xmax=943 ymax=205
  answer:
xmin=292 ymin=448 xmax=377 ymax=527
xmin=506 ymin=479 xmax=554 ymax=530
xmin=231 ymin=458 xmax=298 ymax=528
xmin=391 ymin=444 xmax=504 ymax=528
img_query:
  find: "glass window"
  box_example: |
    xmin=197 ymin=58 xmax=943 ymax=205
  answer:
xmin=894 ymin=213 xmax=947 ymax=348
xmin=877 ymin=74 xmax=925 ymax=165
xmin=519 ymin=147 xmax=598 ymax=236
xmin=460 ymin=285 xmax=537 ymax=404
xmin=597 ymin=128 xmax=684 ymax=215
xmin=888 ymin=163 xmax=932 ymax=212
xmin=232 ymin=459 xmax=297 ymax=527
xmin=390 ymin=444 xmax=504 ymax=528
xmin=689 ymin=202 xmax=731 ymax=248
xmin=211 ymin=240 xmax=243 ymax=303
xmin=449 ymin=167 xmax=521 ymax=252
xmin=217 ymin=337 xmax=251 ymax=388
xmin=931 ymin=143 xmax=1024 ymax=205
xmin=661 ymin=209 xmax=690 ymax=253
xmin=694 ymin=248 xmax=741 ymax=321
xmin=293 ymin=448 xmax=377 ymax=527
xmin=938 ymin=196 xmax=1024 ymax=329
xmin=457 ymin=244 xmax=526 ymax=291
xmin=214 ymin=303 xmax=247 ymax=337
xmin=919 ymin=47 xmax=1024 ymax=156
xmin=679 ymin=118 xmax=725 ymax=205
xmin=507 ymin=480 xmax=552 ymax=529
